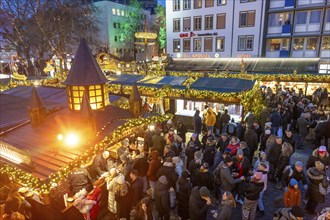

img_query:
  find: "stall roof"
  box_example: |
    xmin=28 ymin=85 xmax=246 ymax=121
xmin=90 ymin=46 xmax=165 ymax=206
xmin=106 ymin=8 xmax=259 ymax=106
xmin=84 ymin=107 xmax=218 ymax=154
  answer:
xmin=167 ymin=58 xmax=320 ymax=74
xmin=190 ymin=78 xmax=255 ymax=93
xmin=108 ymin=75 xmax=188 ymax=89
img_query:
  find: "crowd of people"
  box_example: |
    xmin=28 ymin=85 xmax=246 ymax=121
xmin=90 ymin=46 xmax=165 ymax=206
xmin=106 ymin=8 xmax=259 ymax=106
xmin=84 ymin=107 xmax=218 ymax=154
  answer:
xmin=1 ymin=86 xmax=330 ymax=220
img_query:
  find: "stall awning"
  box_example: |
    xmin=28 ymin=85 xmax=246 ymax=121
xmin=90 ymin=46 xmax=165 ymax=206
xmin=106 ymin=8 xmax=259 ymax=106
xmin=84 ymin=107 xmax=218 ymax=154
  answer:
xmin=190 ymin=78 xmax=255 ymax=93
xmin=108 ymin=75 xmax=187 ymax=89
xmin=167 ymin=58 xmax=319 ymax=74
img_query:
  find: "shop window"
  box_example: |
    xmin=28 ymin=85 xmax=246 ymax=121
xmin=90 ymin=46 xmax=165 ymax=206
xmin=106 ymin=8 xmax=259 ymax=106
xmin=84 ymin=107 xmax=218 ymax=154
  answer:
xmin=267 ymin=39 xmax=281 ymax=51
xmin=306 ymin=37 xmax=318 ymax=50
xmin=205 ymin=0 xmax=214 ymax=7
xmin=293 ymin=38 xmax=304 ymax=50
xmin=216 ymin=37 xmax=225 ymax=51
xmin=216 ymin=14 xmax=226 ymax=29
xmin=205 ymin=15 xmax=213 ymax=30
xmin=239 ymin=11 xmax=255 ymax=27
xmin=173 ymin=0 xmax=180 ymax=11
xmin=204 ymin=37 xmax=213 ymax=52
xmin=173 ymin=39 xmax=181 ymax=52
xmin=183 ymin=39 xmax=191 ymax=52
xmin=183 ymin=0 xmax=191 ymax=10
xmin=173 ymin=18 xmax=180 ymax=32
xmin=183 ymin=17 xmax=191 ymax=31
xmin=193 ymin=38 xmax=202 ymax=52
xmin=194 ymin=16 xmax=202 ymax=31
xmin=194 ymin=0 xmax=202 ymax=9
xmin=218 ymin=0 xmax=226 ymax=5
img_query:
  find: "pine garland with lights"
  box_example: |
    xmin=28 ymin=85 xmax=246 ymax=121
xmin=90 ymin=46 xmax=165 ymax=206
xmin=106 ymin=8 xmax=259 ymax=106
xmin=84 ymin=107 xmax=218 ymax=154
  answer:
xmin=239 ymin=82 xmax=265 ymax=119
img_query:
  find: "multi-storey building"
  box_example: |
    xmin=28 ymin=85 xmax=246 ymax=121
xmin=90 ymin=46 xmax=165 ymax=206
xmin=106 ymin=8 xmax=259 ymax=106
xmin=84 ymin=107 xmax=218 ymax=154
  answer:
xmin=93 ymin=0 xmax=153 ymax=61
xmin=166 ymin=0 xmax=267 ymax=59
xmin=264 ymin=0 xmax=330 ymax=60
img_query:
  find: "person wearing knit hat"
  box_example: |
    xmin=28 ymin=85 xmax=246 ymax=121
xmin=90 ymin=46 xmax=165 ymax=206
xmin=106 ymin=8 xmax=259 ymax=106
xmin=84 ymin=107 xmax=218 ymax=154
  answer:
xmin=155 ymin=175 xmax=170 ymax=220
xmin=233 ymin=148 xmax=250 ymax=178
xmin=283 ymin=178 xmax=301 ymax=208
xmin=199 ymin=186 xmax=211 ymax=198
xmin=237 ymin=148 xmax=244 ymax=156
xmin=306 ymin=145 xmax=329 ymax=170
xmin=116 ymin=174 xmax=125 ymax=185
xmin=290 ymin=206 xmax=304 ymax=219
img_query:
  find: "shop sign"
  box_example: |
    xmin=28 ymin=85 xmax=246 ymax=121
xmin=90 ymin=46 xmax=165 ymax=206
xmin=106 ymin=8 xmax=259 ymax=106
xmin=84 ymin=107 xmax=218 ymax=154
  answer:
xmin=237 ymin=54 xmax=251 ymax=58
xmin=183 ymin=54 xmax=211 ymax=58
xmin=197 ymin=32 xmax=218 ymax=37
xmin=180 ymin=32 xmax=196 ymax=38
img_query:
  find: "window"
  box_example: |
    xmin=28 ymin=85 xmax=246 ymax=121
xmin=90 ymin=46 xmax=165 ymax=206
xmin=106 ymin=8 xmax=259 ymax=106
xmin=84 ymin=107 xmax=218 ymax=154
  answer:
xmin=204 ymin=37 xmax=213 ymax=52
xmin=173 ymin=39 xmax=180 ymax=52
xmin=194 ymin=16 xmax=202 ymax=31
xmin=322 ymin=36 xmax=330 ymax=50
xmin=173 ymin=18 xmax=180 ymax=32
xmin=238 ymin=35 xmax=254 ymax=51
xmin=121 ymin=10 xmax=125 ymax=16
xmin=205 ymin=15 xmax=213 ymax=30
xmin=296 ymin=11 xmax=307 ymax=24
xmin=194 ymin=0 xmax=202 ymax=9
xmin=266 ymin=38 xmax=289 ymax=51
xmin=183 ymin=17 xmax=191 ymax=31
xmin=216 ymin=37 xmax=225 ymax=51
xmin=193 ymin=38 xmax=202 ymax=51
xmin=241 ymin=0 xmax=256 ymax=2
xmin=113 ymin=23 xmax=117 ymax=28
xmin=114 ymin=36 xmax=118 ymax=42
xmin=327 ymin=9 xmax=330 ymax=23
xmin=217 ymin=0 xmax=226 ymax=5
xmin=293 ymin=38 xmax=304 ymax=50
xmin=117 ymin=9 xmax=120 ymax=16
xmin=183 ymin=39 xmax=191 ymax=52
xmin=112 ymin=8 xmax=116 ymax=15
xmin=310 ymin=10 xmax=321 ymax=23
xmin=183 ymin=0 xmax=191 ymax=10
xmin=239 ymin=11 xmax=255 ymax=27
xmin=306 ymin=37 xmax=318 ymax=50
xmin=268 ymin=13 xmax=292 ymax=26
xmin=173 ymin=0 xmax=180 ymax=11
xmin=205 ymin=0 xmax=214 ymax=7
xmin=216 ymin=14 xmax=226 ymax=29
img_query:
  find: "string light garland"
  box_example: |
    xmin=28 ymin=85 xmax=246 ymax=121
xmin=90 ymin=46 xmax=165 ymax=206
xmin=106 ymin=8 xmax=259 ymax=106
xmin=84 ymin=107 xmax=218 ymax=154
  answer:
xmin=0 ymin=114 xmax=173 ymax=192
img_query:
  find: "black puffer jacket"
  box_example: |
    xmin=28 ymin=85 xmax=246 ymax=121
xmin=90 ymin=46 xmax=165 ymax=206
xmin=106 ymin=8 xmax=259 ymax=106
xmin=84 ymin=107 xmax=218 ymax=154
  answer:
xmin=281 ymin=165 xmax=308 ymax=188
xmin=204 ymin=144 xmax=217 ymax=167
xmin=189 ymin=186 xmax=209 ymax=220
xmin=177 ymin=176 xmax=192 ymax=219
xmin=306 ymin=167 xmax=328 ymax=203
xmin=306 ymin=149 xmax=330 ymax=170
xmin=239 ymin=180 xmax=264 ymax=201
xmin=194 ymin=170 xmax=214 ymax=190
xmin=154 ymin=181 xmax=170 ymax=216
xmin=267 ymin=143 xmax=282 ymax=165
xmin=243 ymin=129 xmax=258 ymax=152
xmin=273 ymin=143 xmax=293 ymax=180
xmin=157 ymin=162 xmax=178 ymax=188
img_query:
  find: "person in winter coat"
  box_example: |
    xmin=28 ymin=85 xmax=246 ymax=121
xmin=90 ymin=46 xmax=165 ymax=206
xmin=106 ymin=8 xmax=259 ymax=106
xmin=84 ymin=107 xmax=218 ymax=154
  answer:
xmin=188 ymin=151 xmax=203 ymax=184
xmin=147 ymin=150 xmax=161 ymax=199
xmin=267 ymin=136 xmax=283 ymax=180
xmin=280 ymin=161 xmax=308 ymax=190
xmin=306 ymin=146 xmax=330 ymax=170
xmin=236 ymin=121 xmax=246 ymax=142
xmin=282 ymin=130 xmax=296 ymax=152
xmin=4 ymin=186 xmax=31 ymax=220
xmin=177 ymin=171 xmax=192 ymax=220
xmin=253 ymin=121 xmax=263 ymax=142
xmin=217 ymin=133 xmax=230 ymax=153
xmin=240 ymin=172 xmax=265 ymax=220
xmin=135 ymin=197 xmax=157 ymax=220
xmin=194 ymin=110 xmax=202 ymax=136
xmin=317 ymin=207 xmax=330 ymax=220
xmin=204 ymin=137 xmax=217 ymax=167
xmin=296 ymin=113 xmax=311 ymax=147
xmin=273 ymin=142 xmax=293 ymax=182
xmin=163 ymin=145 xmax=176 ymax=159
xmin=215 ymin=112 xmax=222 ymax=135
xmin=119 ymin=153 xmax=134 ymax=181
xmin=106 ymin=169 xmax=119 ymax=215
xmin=273 ymin=205 xmax=304 ymax=220
xmin=206 ymin=191 xmax=236 ymax=220
xmin=83 ymin=185 xmax=101 ymax=220
xmin=225 ymin=136 xmax=240 ymax=156
xmin=253 ymin=152 xmax=270 ymax=172
xmin=152 ymin=129 xmax=165 ymax=155
xmin=320 ymin=88 xmax=329 ymax=110
xmin=91 ymin=151 xmax=110 ymax=178
xmin=220 ymin=156 xmax=244 ymax=192
xmin=270 ymin=108 xmax=282 ymax=135
xmin=110 ymin=175 xmax=130 ymax=219
xmin=177 ymin=119 xmax=188 ymax=143
xmin=164 ymin=127 xmax=182 ymax=145
xmin=243 ymin=126 xmax=258 ymax=163
xmin=69 ymin=166 xmax=93 ymax=194
xmin=306 ymin=161 xmax=329 ymax=215
xmin=260 ymin=129 xmax=271 ymax=152
xmin=244 ymin=112 xmax=256 ymax=127
xmin=157 ymin=157 xmax=178 ymax=190
xmin=221 ymin=109 xmax=231 ymax=133
xmin=194 ymin=162 xmax=214 ymax=190
xmin=232 ymin=149 xmax=250 ymax=178
xmin=283 ymin=178 xmax=301 ymax=208
xmin=256 ymin=163 xmax=268 ymax=217
xmin=130 ymin=170 xmax=144 ymax=207
xmin=205 ymin=108 xmax=216 ymax=135
xmin=186 ymin=133 xmax=202 ymax=168
xmin=172 ymin=156 xmax=184 ymax=177
xmin=189 ymin=186 xmax=212 ymax=220
xmin=117 ymin=139 xmax=130 ymax=163
xmin=133 ymin=150 xmax=149 ymax=193
xmin=155 ymin=176 xmax=170 ymax=220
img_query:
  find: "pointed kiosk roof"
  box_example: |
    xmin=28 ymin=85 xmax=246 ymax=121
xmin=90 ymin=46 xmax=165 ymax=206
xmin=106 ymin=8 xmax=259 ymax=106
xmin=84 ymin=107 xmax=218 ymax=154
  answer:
xmin=64 ymin=38 xmax=108 ymax=86
xmin=130 ymin=83 xmax=141 ymax=101
xmin=28 ymin=87 xmax=45 ymax=108
xmin=80 ymin=90 xmax=94 ymax=117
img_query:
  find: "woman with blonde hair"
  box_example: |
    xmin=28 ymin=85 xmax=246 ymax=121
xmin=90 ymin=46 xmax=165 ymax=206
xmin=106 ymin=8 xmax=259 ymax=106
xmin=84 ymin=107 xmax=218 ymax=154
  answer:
xmin=206 ymin=191 xmax=236 ymax=220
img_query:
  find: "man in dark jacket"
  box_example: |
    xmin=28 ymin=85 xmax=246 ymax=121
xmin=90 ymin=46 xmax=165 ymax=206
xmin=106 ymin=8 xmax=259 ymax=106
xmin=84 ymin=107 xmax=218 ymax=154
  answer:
xmin=194 ymin=110 xmax=202 ymax=137
xmin=244 ymin=126 xmax=259 ymax=163
xmin=306 ymin=146 xmax=330 ymax=170
xmin=92 ymin=150 xmax=109 ymax=178
xmin=240 ymin=172 xmax=265 ymax=220
xmin=236 ymin=121 xmax=246 ymax=141
xmin=217 ymin=133 xmax=230 ymax=153
xmin=220 ymin=156 xmax=244 ymax=192
xmin=69 ymin=166 xmax=93 ymax=194
xmin=253 ymin=121 xmax=263 ymax=142
xmin=155 ymin=175 xmax=170 ymax=220
xmin=283 ymin=129 xmax=296 ymax=151
xmin=204 ymin=137 xmax=217 ymax=167
xmin=270 ymin=108 xmax=282 ymax=135
xmin=260 ymin=129 xmax=271 ymax=152
xmin=117 ymin=139 xmax=129 ymax=163
xmin=147 ymin=150 xmax=161 ymax=199
xmin=221 ymin=109 xmax=231 ymax=133
xmin=133 ymin=150 xmax=149 ymax=193
xmin=130 ymin=169 xmax=144 ymax=207
xmin=194 ymin=162 xmax=214 ymax=190
xmin=267 ymin=136 xmax=282 ymax=180
xmin=177 ymin=119 xmax=188 ymax=143
xmin=189 ymin=186 xmax=211 ymax=220
xmin=280 ymin=161 xmax=308 ymax=190
xmin=178 ymin=171 xmax=192 ymax=220
xmin=186 ymin=133 xmax=202 ymax=168
xmin=152 ymin=129 xmax=165 ymax=155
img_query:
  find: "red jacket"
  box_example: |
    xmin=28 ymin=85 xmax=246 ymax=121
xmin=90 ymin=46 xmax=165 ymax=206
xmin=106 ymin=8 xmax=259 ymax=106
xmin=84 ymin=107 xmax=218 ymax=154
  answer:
xmin=147 ymin=151 xmax=162 ymax=181
xmin=283 ymin=186 xmax=301 ymax=208
xmin=83 ymin=186 xmax=101 ymax=220
xmin=225 ymin=143 xmax=239 ymax=156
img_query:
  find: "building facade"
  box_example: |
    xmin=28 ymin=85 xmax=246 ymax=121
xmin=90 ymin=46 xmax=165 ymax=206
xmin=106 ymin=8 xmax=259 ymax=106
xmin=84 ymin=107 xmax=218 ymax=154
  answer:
xmin=166 ymin=0 xmax=267 ymax=59
xmin=264 ymin=0 xmax=330 ymax=60
xmin=93 ymin=0 xmax=153 ymax=61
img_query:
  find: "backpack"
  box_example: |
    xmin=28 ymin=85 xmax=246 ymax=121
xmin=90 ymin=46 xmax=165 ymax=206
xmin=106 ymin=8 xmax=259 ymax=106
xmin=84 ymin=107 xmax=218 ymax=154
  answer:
xmin=213 ymin=165 xmax=222 ymax=185
xmin=283 ymin=165 xmax=293 ymax=182
xmin=228 ymin=123 xmax=236 ymax=134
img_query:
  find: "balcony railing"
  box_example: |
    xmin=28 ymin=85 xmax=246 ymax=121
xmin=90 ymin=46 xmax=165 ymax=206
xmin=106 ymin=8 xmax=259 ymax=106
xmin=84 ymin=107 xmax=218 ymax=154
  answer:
xmin=285 ymin=0 xmax=295 ymax=7
xmin=282 ymin=24 xmax=292 ymax=34
xmin=280 ymin=50 xmax=289 ymax=57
